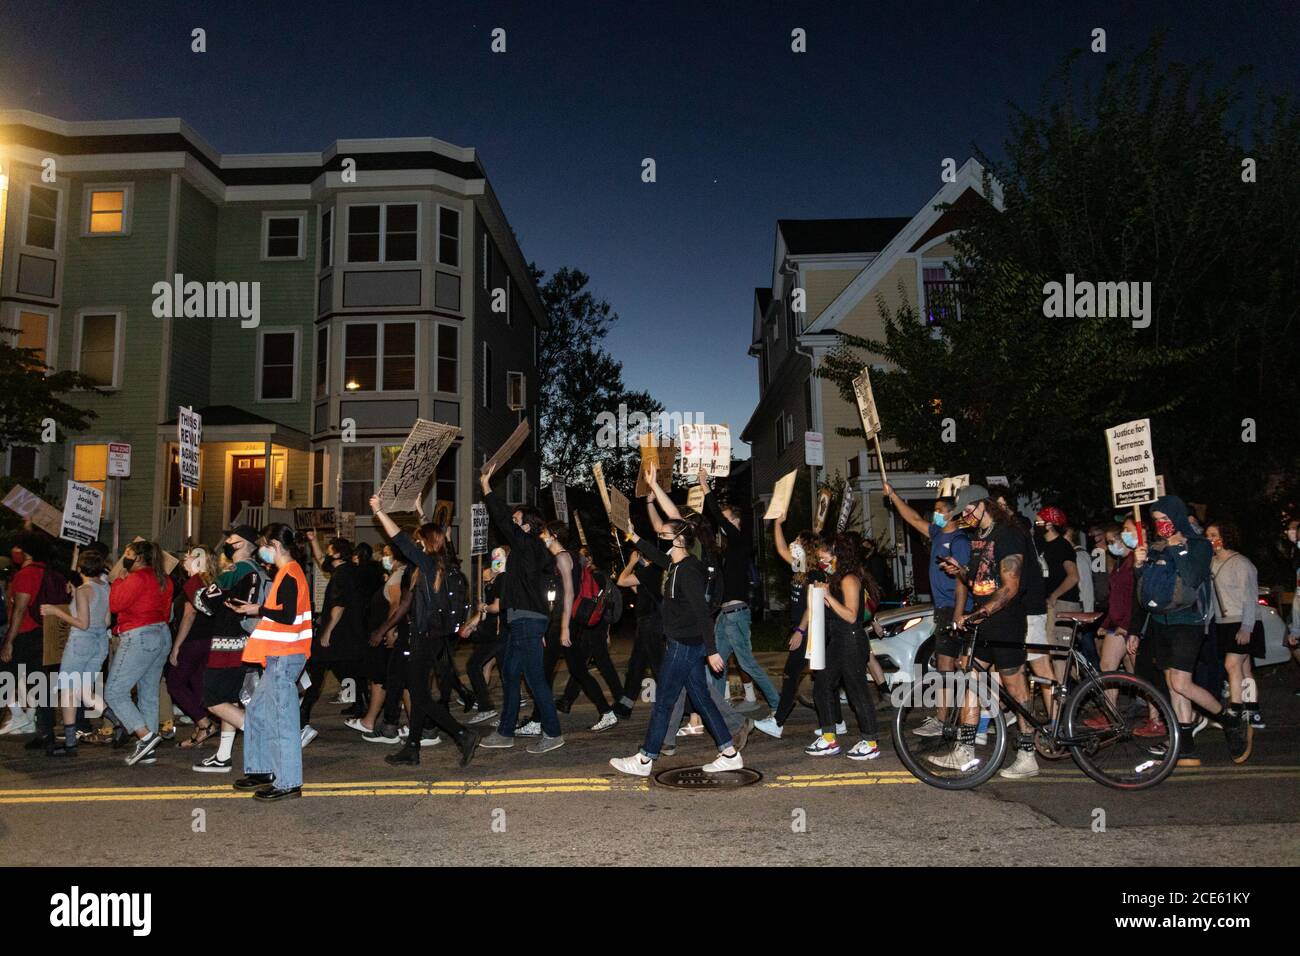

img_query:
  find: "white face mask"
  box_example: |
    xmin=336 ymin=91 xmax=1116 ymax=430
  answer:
xmin=382 ymin=556 xmax=394 ymax=572
xmin=789 ymin=542 xmax=806 ymax=574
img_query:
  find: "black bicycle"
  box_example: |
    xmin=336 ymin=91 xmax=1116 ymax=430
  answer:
xmin=891 ymin=612 xmax=1180 ymax=790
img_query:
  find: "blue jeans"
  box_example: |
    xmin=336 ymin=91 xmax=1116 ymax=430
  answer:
xmin=104 ymin=623 xmax=169 ymax=735
xmin=244 ymin=654 xmax=307 ymax=790
xmin=641 ymin=640 xmax=733 ymax=760
xmin=712 ymin=607 xmax=779 ymax=707
xmin=498 ymin=616 xmax=562 ymax=738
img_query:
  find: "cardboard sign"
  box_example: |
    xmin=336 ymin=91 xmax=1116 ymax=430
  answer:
xmin=2 ymin=485 xmax=63 ymax=538
xmin=337 ymin=511 xmax=355 ymax=541
xmin=109 ymin=537 xmax=178 ymax=579
xmin=43 ymin=605 xmax=72 ymax=666
xmin=480 ymin=419 xmax=530 ymax=477
xmin=60 ymin=480 xmax=103 ymax=546
xmin=636 ymin=435 xmax=676 ymax=497
xmin=685 ymin=484 xmax=705 ymax=514
xmin=678 ymin=424 xmax=731 ymax=477
xmin=812 ymin=487 xmax=833 ymax=534
xmin=986 ymin=474 xmax=1009 ymax=488
xmin=1105 ymin=418 xmax=1158 ymax=506
xmin=294 ymin=507 xmax=337 ymax=532
xmin=311 ymin=564 xmax=328 ymax=614
xmin=804 ymin=431 xmax=824 ymax=467
xmin=574 ymin=510 xmax=588 ymax=546
xmin=107 ymin=442 xmax=131 ymax=478
xmin=471 ymin=503 xmax=489 ymax=556
xmin=378 ymin=419 xmax=460 ymax=512
xmin=592 ymin=462 xmax=612 ymax=513
xmin=852 ymin=367 xmax=881 ymax=439
xmin=937 ymin=474 xmax=970 ymax=498
xmin=551 ymin=482 xmax=569 ymax=524
xmin=836 ymin=488 xmax=854 ymax=533
xmin=764 ymin=469 xmax=798 ymax=521
xmin=607 ymin=486 xmax=632 ymax=535
xmin=178 ymin=406 xmax=202 ymax=489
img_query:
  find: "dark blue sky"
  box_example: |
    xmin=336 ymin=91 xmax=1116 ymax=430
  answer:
xmin=2 ymin=1 xmax=1295 ymax=457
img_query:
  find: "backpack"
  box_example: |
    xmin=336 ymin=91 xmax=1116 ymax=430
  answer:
xmin=239 ymin=564 xmax=273 ymax=635
xmin=703 ymin=561 xmax=725 ymax=614
xmin=603 ymin=576 xmax=624 ymax=625
xmin=572 ymin=564 xmax=609 ymax=628
xmin=440 ymin=564 xmax=472 ymax=634
xmin=31 ymin=563 xmax=69 ymax=616
xmin=1138 ymin=545 xmax=1212 ymax=621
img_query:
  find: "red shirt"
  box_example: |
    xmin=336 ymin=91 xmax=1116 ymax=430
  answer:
xmin=109 ymin=568 xmax=174 ymax=634
xmin=10 ymin=563 xmax=45 ymax=634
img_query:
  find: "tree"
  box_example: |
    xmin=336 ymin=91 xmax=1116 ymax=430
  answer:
xmin=822 ymin=38 xmax=1299 ymax=553
xmin=533 ymin=265 xmax=664 ymax=491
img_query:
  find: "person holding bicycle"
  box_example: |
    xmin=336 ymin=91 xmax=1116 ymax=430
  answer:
xmin=935 ymin=485 xmax=1039 ymax=779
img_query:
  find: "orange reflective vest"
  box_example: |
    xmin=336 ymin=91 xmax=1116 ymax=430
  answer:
xmin=242 ymin=561 xmax=312 ymax=665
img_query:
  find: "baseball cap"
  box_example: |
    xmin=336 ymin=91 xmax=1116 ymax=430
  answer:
xmin=954 ymin=484 xmax=990 ymax=512
xmin=222 ymin=524 xmax=260 ymax=545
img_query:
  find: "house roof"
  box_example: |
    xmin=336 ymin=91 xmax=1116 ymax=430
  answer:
xmin=777 ymin=217 xmax=912 ymax=256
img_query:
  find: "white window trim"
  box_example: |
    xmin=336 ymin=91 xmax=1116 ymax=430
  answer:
xmin=313 ymin=324 xmax=330 ymax=400
xmin=3 ymin=445 xmax=46 ymax=483
xmin=6 ymin=304 xmax=58 ymax=371
xmin=784 ymin=413 xmax=794 ymax=444
xmin=481 ymin=341 xmax=492 ymax=408
xmin=506 ymin=468 xmax=527 ymax=507
xmin=319 ymin=207 xmax=334 ymax=269
xmin=72 ymin=309 xmax=125 ymax=389
xmin=433 ymin=320 xmax=460 ymax=396
xmin=340 ymin=443 xmax=405 ymax=510
xmin=21 ymin=181 xmax=64 ymax=251
xmin=80 ymin=183 xmax=133 ymax=237
xmin=481 ymin=233 xmax=489 ymax=290
xmin=436 ymin=204 xmax=461 ymax=269
xmin=255 ymin=326 xmax=301 ymax=403
xmin=343 ymin=202 xmax=421 ymax=265
xmin=506 ymin=370 xmax=526 ymax=411
xmin=261 ymin=211 xmax=307 ymax=261
xmin=340 ymin=318 xmax=419 ymax=394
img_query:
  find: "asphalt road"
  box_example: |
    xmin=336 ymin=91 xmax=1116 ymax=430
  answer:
xmin=3 ymin=644 xmax=1297 ymax=867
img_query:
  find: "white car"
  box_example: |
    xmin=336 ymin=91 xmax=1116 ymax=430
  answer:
xmin=869 ymin=603 xmax=935 ymax=687
xmin=1255 ymin=600 xmax=1292 ymax=667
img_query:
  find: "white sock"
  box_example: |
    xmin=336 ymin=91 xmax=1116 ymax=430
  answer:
xmin=743 ymin=682 xmax=756 ymax=702
xmin=217 ymin=730 xmax=236 ymax=761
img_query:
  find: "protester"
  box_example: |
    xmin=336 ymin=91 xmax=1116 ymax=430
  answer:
xmin=229 ymin=524 xmax=313 ymax=801
xmin=360 ymin=548 xmax=414 ymax=744
xmin=551 ymin=530 xmax=620 ymax=731
xmin=301 ymin=533 xmax=366 ymax=745
xmin=39 ymin=550 xmax=111 ymax=757
xmin=1206 ymin=521 xmax=1265 ymax=729
xmin=459 ymin=548 xmax=506 ymax=726
xmin=1 ymin=533 xmax=51 ymax=738
xmin=1036 ymin=506 xmax=1082 ymax=657
xmin=614 ymin=546 xmax=665 ymax=717
xmin=167 ymin=547 xmax=216 ymax=749
xmin=347 ymin=544 xmax=405 ymax=735
xmin=105 ymin=541 xmax=174 ymax=766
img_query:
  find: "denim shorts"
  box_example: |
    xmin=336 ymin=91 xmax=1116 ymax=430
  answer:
xmin=58 ymin=631 xmax=109 ymax=692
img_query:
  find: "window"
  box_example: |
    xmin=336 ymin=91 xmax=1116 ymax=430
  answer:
xmin=785 ymin=414 xmax=795 ymax=445
xmin=923 ymin=265 xmax=960 ymax=326
xmin=11 ymin=309 xmax=52 ymax=369
xmin=507 ymin=468 xmax=526 ymax=506
xmin=481 ymin=233 xmax=489 ymax=290
xmin=315 ymin=326 xmax=329 ymax=399
xmin=436 ymin=323 xmax=459 ymax=393
xmin=73 ymin=444 xmax=110 ymax=517
xmin=257 ymin=329 xmax=298 ymax=401
xmin=312 ymin=448 xmax=325 ymax=507
xmin=346 ymin=203 xmax=418 ymax=263
xmin=7 ymin=446 xmax=38 ymax=481
xmin=85 ymin=187 xmax=128 ymax=235
xmin=437 ymin=206 xmax=460 ymax=267
xmin=775 ymin=418 xmax=786 ymax=455
xmin=342 ymin=321 xmax=416 ymax=392
xmin=341 ymin=444 xmax=402 ymax=514
xmin=25 ymin=185 xmax=58 ymax=249
xmin=271 ymin=452 xmax=288 ymax=507
xmin=507 ymin=371 xmax=526 ymax=411
xmin=320 ymin=209 xmax=333 ymax=268
xmin=848 ymin=455 xmax=861 ymax=480
xmin=76 ymin=312 xmax=121 ymax=387
xmin=481 ymin=343 xmax=492 ymax=408
xmin=262 ymin=213 xmax=305 ymax=259
xmin=436 ymin=446 xmax=457 ymax=510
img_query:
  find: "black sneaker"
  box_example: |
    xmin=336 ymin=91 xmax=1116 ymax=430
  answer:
xmin=46 ymin=741 xmax=77 ymax=757
xmin=252 ymin=786 xmax=302 ymax=802
xmin=124 ymin=733 xmax=161 ymax=766
xmin=1222 ymin=711 xmax=1253 ymax=764
xmin=24 ymin=734 xmax=51 ymax=751
xmin=612 ymin=702 xmax=633 ymax=719
xmin=384 ymin=743 xmax=421 ymax=766
xmin=553 ymin=697 xmax=572 ymax=715
xmin=234 ymin=773 xmax=275 ymax=792
xmin=111 ymin=725 xmax=131 ymax=749
xmin=1176 ymin=727 xmax=1200 ymax=767
xmin=457 ymin=729 xmax=480 ymax=768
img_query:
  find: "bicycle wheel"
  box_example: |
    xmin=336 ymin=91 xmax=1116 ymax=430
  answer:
xmin=892 ymin=678 xmax=1007 ymax=790
xmin=1062 ymin=672 xmax=1180 ymax=790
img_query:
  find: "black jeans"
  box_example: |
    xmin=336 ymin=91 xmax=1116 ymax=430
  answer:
xmin=557 ymin=624 xmax=612 ymax=714
xmin=620 ymin=614 xmax=666 ymax=707
xmin=814 ymin=632 xmax=877 ymax=737
xmin=466 ymin=639 xmax=501 ymax=711
xmin=300 ymin=656 xmax=363 ymax=726
xmin=562 ymin=623 xmax=624 ymax=709
xmin=381 ymin=634 xmax=410 ymax=728
xmin=430 ymin=634 xmax=471 ymax=708
xmin=406 ymin=643 xmax=466 ymax=742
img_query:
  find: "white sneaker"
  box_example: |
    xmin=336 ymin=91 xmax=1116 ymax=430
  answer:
xmin=515 ymin=720 xmax=542 ymax=736
xmin=928 ymin=743 xmax=979 ymax=772
xmin=847 ymin=739 xmax=880 ymax=761
xmin=753 ymin=716 xmax=783 ymax=738
xmin=397 ymin=725 xmax=410 ymax=739
xmin=1192 ymin=715 xmax=1211 ymax=735
xmin=999 ymin=749 xmax=1040 ymax=779
xmin=419 ymin=733 xmax=442 ymax=748
xmin=590 ymin=711 xmax=618 ymax=732
xmin=835 ymin=721 xmax=847 ymax=735
xmin=300 ymin=725 xmax=318 ymax=748
xmin=676 ymin=722 xmax=705 ymax=737
xmin=702 ymin=750 xmax=743 ymax=773
xmin=1 ymin=712 xmax=36 ymax=735
xmin=468 ymin=709 xmax=498 ymax=725
xmin=610 ymin=753 xmax=654 ymax=777
xmin=912 ymin=716 xmax=945 ymax=738
xmin=344 ymin=717 xmax=371 ymax=733
xmin=804 ymin=736 xmax=841 ymax=757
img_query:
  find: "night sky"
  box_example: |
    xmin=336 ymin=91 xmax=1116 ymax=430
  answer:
xmin=2 ymin=1 xmax=1296 ymax=458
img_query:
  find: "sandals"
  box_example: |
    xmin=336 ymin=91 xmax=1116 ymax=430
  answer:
xmin=180 ymin=722 xmax=217 ymax=749
xmin=676 ymin=722 xmax=705 ymax=737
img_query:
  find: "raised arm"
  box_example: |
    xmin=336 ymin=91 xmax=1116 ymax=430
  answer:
xmin=773 ymin=513 xmax=792 ymax=564
xmin=883 ymin=482 xmax=932 ymax=538
xmin=645 ymin=464 xmax=681 ymax=521
xmin=617 ymin=550 xmax=641 ymax=588
xmin=630 ymin=532 xmax=670 ymax=570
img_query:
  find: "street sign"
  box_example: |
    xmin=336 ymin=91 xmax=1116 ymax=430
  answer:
xmin=804 ymin=431 xmax=824 ymax=467
xmin=178 ymin=407 xmax=202 ymax=489
xmin=471 ymin=503 xmax=489 ymax=556
xmin=1105 ymin=419 xmax=1158 ymax=507
xmin=60 ymin=480 xmax=103 ymax=546
xmin=107 ymin=443 xmax=131 ymax=478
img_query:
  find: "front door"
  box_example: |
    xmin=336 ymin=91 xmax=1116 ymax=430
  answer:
xmin=229 ymin=455 xmax=266 ymax=522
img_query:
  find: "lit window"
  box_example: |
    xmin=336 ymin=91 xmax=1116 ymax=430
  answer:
xmin=73 ymin=444 xmax=109 ymax=508
xmin=87 ymin=189 xmax=126 ymax=234
xmin=14 ymin=310 xmax=50 ymax=368
xmin=343 ymin=321 xmax=415 ymax=392
xmin=25 ymin=185 xmax=58 ymax=249
xmin=78 ymin=313 xmax=120 ymax=387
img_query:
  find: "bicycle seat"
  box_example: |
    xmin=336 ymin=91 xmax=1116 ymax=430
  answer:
xmin=1056 ymin=610 xmax=1102 ymax=625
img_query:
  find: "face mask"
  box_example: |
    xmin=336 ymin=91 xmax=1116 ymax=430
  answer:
xmin=932 ymin=512 xmax=948 ymax=529
xmin=382 ymin=556 xmax=394 ymax=572
xmin=1210 ymin=538 xmax=1223 ymax=552
xmin=10 ymin=550 xmax=24 ymax=566
xmin=221 ymin=543 xmax=235 ymax=560
xmin=1288 ymin=529 xmax=1298 ymax=544
xmin=1108 ymin=542 xmax=1127 ymax=557
xmin=1154 ymin=519 xmax=1176 ymax=539
xmin=1121 ymin=530 xmax=1139 ymax=550
xmin=258 ymin=546 xmax=276 ymax=564
xmin=659 ymin=536 xmax=676 ymax=551
xmin=122 ymin=558 xmax=136 ymax=571
xmin=818 ymin=555 xmax=835 ymax=573
xmin=789 ymin=542 xmax=806 ymax=574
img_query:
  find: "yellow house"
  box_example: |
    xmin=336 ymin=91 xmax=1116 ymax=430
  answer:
xmin=742 ymin=159 xmax=1002 ymax=597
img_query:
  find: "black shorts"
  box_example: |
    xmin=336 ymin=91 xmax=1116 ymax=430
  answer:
xmin=972 ymin=620 xmax=1027 ymax=672
xmin=1215 ymin=621 xmax=1265 ymax=659
xmin=363 ymin=642 xmax=390 ymax=684
xmin=932 ymin=607 xmax=961 ymax=658
xmin=202 ymin=666 xmax=247 ymax=707
xmin=1151 ymin=621 xmax=1203 ymax=673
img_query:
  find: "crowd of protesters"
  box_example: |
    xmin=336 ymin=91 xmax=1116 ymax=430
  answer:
xmin=3 ymin=465 xmax=1298 ymax=798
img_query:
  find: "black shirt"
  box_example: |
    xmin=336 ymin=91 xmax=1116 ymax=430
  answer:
xmin=636 ymin=538 xmax=717 ymax=654
xmin=964 ymin=523 xmax=1028 ymax=643
xmin=631 ymin=561 xmax=663 ymax=619
xmin=484 ymin=490 xmax=553 ymax=619
xmin=704 ymin=490 xmax=752 ymax=605
xmin=1040 ymin=535 xmax=1080 ymax=603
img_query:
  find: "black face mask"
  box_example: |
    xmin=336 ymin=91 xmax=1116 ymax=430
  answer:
xmin=221 ymin=544 xmax=235 ymax=560
xmin=122 ymin=558 xmax=136 ymax=571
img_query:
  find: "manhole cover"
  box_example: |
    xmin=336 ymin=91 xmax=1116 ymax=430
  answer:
xmin=653 ymin=767 xmax=763 ymax=790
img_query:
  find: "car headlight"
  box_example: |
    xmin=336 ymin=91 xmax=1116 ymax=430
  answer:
xmin=901 ymin=617 xmax=923 ymax=631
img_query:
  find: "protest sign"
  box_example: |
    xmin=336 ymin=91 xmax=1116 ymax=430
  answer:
xmin=836 ymin=488 xmax=854 ymax=532
xmin=1105 ymin=419 xmax=1158 ymax=507
xmin=607 ymin=487 xmax=632 ymax=535
xmin=592 ymin=463 xmax=612 ymax=513
xmin=851 ymin=367 xmax=888 ymax=476
xmin=377 ymin=419 xmax=460 ymax=512
xmin=60 ymin=480 xmax=103 ymax=546
xmin=337 ymin=512 xmax=355 ymax=541
xmin=3 ymin=485 xmax=63 ymax=538
xmin=763 ymin=469 xmax=798 ymax=521
xmin=480 ymin=419 xmax=530 ymax=476
xmin=678 ymin=424 xmax=730 ymax=477
xmin=293 ymin=507 xmax=337 ymax=532
xmin=178 ymin=406 xmax=202 ymax=489
xmin=471 ymin=503 xmax=489 ymax=556
xmin=937 ymin=474 xmax=970 ymax=498
xmin=574 ymin=511 xmax=588 ymax=546
xmin=636 ymin=434 xmax=675 ymax=497
xmin=812 ymin=487 xmax=833 ymax=534
xmin=686 ymin=484 xmax=705 ymax=514
xmin=551 ymin=482 xmax=569 ymax=524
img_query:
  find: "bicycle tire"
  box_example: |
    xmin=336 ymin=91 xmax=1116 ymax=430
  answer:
xmin=1063 ymin=672 xmax=1180 ymax=791
xmin=892 ymin=701 xmax=1007 ymax=791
